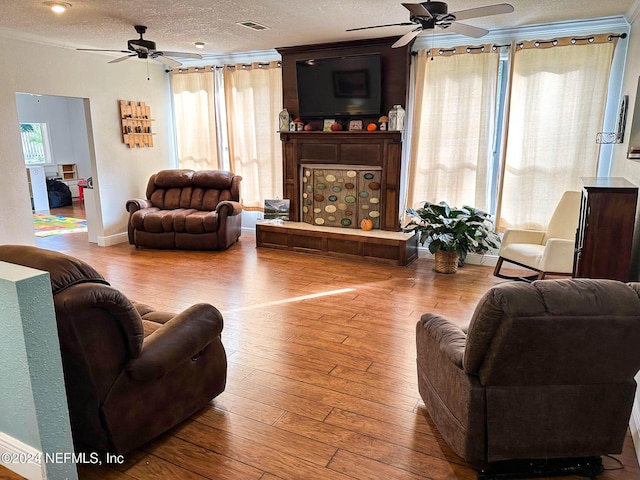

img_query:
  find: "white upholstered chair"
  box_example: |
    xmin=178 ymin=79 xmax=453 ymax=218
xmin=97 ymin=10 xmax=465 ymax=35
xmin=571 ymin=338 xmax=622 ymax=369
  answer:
xmin=493 ymin=191 xmax=582 ymax=280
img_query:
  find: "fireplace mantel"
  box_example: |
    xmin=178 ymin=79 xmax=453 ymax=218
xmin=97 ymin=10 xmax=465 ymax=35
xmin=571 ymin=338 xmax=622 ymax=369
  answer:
xmin=280 ymin=130 xmax=403 ymax=231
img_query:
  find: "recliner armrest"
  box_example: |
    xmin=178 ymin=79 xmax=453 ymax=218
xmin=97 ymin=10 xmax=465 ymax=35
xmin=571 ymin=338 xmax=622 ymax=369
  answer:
xmin=126 ymin=303 xmax=223 ymax=382
xmin=417 ymin=313 xmax=467 ymax=368
xmin=126 ymin=199 xmax=153 ymax=213
xmin=216 ymin=200 xmax=242 ymax=217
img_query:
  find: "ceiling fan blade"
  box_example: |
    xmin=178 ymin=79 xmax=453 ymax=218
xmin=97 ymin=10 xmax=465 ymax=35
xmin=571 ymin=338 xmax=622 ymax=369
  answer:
xmin=401 ymin=3 xmax=433 ymax=19
xmin=108 ymin=54 xmax=136 ymax=64
xmin=152 ymin=55 xmax=182 ymax=68
xmin=347 ymin=22 xmax=415 ymax=32
xmin=129 ymin=41 xmax=149 ymax=52
xmin=442 ymin=21 xmax=489 ymax=38
xmin=451 ymin=3 xmax=514 ymax=22
xmin=77 ymin=48 xmax=132 ymax=54
xmin=158 ymin=51 xmax=203 ymax=59
xmin=392 ymin=27 xmax=422 ymax=48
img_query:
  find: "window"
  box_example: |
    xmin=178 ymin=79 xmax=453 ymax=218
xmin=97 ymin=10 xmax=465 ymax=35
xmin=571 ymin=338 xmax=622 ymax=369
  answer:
xmin=172 ymin=61 xmax=283 ymax=210
xmin=20 ymin=122 xmax=53 ymax=165
xmin=407 ymin=32 xmax=623 ymax=230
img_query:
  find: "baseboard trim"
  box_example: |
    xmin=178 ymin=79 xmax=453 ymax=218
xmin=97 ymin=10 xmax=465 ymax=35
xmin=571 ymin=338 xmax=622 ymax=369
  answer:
xmin=97 ymin=232 xmax=128 ymax=247
xmin=0 ymin=432 xmax=45 ymax=480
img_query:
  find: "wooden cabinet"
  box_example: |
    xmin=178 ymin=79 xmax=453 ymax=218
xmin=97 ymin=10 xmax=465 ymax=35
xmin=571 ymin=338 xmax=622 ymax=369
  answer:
xmin=119 ymin=100 xmax=154 ymax=148
xmin=58 ymin=163 xmax=77 ymax=179
xmin=573 ymin=177 xmax=638 ymax=281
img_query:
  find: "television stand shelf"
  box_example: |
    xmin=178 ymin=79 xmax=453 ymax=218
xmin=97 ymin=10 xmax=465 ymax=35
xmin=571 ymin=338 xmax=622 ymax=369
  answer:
xmin=256 ymin=221 xmax=418 ymax=266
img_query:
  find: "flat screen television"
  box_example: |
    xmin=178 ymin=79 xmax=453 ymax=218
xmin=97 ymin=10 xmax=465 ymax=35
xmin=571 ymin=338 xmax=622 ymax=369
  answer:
xmin=295 ymin=53 xmax=382 ymax=118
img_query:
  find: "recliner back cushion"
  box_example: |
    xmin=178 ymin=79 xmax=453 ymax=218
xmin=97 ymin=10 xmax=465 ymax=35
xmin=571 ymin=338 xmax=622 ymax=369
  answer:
xmin=146 ymin=169 xmax=238 ymax=211
xmin=0 ymin=245 xmax=145 ymax=359
xmin=463 ymin=279 xmax=640 ymax=386
xmin=0 ymin=244 xmax=109 ymax=295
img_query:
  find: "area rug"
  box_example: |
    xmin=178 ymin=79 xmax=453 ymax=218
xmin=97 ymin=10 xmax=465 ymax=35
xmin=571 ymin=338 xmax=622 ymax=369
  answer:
xmin=33 ymin=214 xmax=87 ymax=237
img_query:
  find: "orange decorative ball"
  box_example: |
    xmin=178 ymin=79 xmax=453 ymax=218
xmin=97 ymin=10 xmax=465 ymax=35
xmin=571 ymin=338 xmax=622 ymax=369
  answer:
xmin=360 ymin=218 xmax=374 ymax=231
xmin=367 ymin=123 xmax=377 ymax=131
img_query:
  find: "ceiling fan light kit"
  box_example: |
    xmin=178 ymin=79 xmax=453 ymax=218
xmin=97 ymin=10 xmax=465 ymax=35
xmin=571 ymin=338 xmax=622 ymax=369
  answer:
xmin=44 ymin=1 xmax=71 ymax=14
xmin=347 ymin=1 xmax=514 ymax=48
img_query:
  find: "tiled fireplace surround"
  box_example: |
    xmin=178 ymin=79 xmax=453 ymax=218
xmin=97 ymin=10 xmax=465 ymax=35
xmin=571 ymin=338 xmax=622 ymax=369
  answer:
xmin=301 ymin=165 xmax=382 ymax=229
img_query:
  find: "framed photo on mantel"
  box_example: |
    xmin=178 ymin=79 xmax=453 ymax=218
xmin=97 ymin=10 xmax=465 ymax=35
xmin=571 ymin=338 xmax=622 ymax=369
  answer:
xmin=349 ymin=120 xmax=363 ymax=131
xmin=323 ymin=119 xmax=335 ymax=132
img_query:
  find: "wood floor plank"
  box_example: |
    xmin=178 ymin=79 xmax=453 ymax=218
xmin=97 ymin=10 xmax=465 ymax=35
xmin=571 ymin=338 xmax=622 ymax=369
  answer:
xmin=246 ymin=365 xmax=419 ymax=411
xmin=275 ymin=412 xmax=474 ymax=479
xmin=224 ymin=377 xmax=334 ymax=422
xmin=329 ymin=364 xmax=419 ymax=398
xmin=328 ymin=449 xmax=442 ymax=480
xmin=140 ymin=434 xmax=264 ymax=479
xmin=173 ymin=420 xmax=354 ymax=480
xmin=208 ymin=390 xmax=285 ymax=425
xmin=115 ymin=454 xmax=210 ymax=479
xmin=193 ymin=407 xmax=337 ymax=466
xmin=225 ymin=333 xmax=373 ymax=371
xmin=324 ymin=408 xmax=461 ymax=461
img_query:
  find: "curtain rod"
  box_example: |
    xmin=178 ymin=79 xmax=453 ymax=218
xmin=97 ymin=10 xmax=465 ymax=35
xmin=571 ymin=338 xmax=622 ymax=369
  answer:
xmin=172 ymin=61 xmax=282 ymax=74
xmin=516 ymin=32 xmax=626 ymax=49
xmin=412 ymin=44 xmax=510 ymax=56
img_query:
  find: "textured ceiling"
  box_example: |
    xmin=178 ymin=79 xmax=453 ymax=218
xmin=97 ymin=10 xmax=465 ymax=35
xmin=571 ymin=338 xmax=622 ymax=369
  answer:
xmin=0 ymin=0 xmax=636 ymax=62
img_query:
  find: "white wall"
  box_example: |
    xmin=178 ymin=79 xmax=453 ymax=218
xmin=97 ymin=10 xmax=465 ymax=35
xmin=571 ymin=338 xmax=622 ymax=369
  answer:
xmin=0 ymin=36 xmax=174 ymax=245
xmin=609 ymin=3 xmax=640 ymax=464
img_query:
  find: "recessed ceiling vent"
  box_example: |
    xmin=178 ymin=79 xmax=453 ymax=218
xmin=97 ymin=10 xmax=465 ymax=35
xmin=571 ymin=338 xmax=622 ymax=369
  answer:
xmin=236 ymin=20 xmax=271 ymax=31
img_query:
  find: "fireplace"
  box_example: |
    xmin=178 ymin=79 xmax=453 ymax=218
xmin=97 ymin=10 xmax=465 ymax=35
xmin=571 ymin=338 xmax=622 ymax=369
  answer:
xmin=280 ymin=130 xmax=403 ymax=231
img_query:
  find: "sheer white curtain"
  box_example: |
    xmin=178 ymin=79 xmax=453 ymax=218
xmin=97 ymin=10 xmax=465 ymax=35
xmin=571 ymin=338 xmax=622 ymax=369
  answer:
xmin=498 ymin=36 xmax=616 ymax=230
xmin=224 ymin=62 xmax=283 ymax=210
xmin=172 ymin=69 xmax=220 ymax=170
xmin=407 ymin=47 xmax=499 ymax=212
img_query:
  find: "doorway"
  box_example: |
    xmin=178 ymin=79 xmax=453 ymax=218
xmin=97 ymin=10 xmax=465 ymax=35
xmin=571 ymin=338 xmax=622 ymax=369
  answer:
xmin=16 ymin=93 xmax=98 ymax=244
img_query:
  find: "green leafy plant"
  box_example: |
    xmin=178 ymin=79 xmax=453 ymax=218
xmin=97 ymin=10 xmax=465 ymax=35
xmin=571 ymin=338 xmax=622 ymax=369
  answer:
xmin=404 ymin=201 xmax=500 ymax=265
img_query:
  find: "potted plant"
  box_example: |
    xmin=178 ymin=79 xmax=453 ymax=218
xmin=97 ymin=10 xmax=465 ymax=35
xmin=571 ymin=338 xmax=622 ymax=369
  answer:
xmin=404 ymin=201 xmax=500 ymax=273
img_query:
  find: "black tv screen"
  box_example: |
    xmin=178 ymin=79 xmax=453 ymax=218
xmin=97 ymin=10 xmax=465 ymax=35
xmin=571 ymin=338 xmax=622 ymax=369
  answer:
xmin=296 ymin=53 xmax=382 ymax=118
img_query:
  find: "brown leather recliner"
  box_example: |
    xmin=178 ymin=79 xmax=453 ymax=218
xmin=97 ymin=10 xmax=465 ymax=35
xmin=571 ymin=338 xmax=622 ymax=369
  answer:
xmin=126 ymin=169 xmax=242 ymax=250
xmin=416 ymin=278 xmax=640 ymax=469
xmin=0 ymin=245 xmax=227 ymax=454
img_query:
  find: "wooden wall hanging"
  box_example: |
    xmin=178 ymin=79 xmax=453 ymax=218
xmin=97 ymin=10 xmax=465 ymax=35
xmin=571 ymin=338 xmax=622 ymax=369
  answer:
xmin=119 ymin=100 xmax=155 ymax=148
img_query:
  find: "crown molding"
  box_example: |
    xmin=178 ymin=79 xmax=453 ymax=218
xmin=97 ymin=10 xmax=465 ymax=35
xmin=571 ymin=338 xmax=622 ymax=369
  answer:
xmin=176 ymin=49 xmax=280 ymax=68
xmin=628 ymin=0 xmax=640 ymax=24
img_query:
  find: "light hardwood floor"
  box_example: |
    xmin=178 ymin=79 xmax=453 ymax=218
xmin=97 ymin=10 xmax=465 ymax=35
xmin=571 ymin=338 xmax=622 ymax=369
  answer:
xmin=2 ymin=214 xmax=639 ymax=479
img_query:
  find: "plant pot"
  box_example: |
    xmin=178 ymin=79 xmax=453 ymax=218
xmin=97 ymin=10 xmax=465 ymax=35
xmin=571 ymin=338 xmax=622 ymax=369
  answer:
xmin=434 ymin=250 xmax=459 ymax=274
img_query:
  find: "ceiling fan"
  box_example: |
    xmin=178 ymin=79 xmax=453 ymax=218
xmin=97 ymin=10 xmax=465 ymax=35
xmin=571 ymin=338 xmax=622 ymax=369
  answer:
xmin=347 ymin=1 xmax=515 ymax=48
xmin=77 ymin=25 xmax=202 ymax=67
